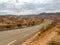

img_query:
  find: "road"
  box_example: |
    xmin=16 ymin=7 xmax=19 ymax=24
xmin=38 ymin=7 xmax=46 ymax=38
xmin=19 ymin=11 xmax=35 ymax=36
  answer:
xmin=0 ymin=19 xmax=53 ymax=45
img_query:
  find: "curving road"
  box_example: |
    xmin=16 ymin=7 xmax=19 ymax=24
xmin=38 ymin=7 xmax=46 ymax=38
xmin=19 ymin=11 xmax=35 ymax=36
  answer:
xmin=0 ymin=19 xmax=53 ymax=45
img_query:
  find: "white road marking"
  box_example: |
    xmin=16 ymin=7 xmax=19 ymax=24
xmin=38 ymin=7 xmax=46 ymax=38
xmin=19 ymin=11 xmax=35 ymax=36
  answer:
xmin=6 ymin=40 xmax=16 ymax=45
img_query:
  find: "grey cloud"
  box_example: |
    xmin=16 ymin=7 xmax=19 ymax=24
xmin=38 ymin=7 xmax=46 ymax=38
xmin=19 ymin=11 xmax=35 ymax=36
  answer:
xmin=0 ymin=2 xmax=22 ymax=11
xmin=0 ymin=0 xmax=60 ymax=15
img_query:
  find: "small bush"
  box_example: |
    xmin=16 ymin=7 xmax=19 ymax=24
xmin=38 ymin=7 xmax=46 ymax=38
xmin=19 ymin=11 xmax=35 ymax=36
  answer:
xmin=49 ymin=41 xmax=60 ymax=45
xmin=57 ymin=30 xmax=60 ymax=35
xmin=38 ymin=32 xmax=41 ymax=36
xmin=5 ymin=25 xmax=11 ymax=28
xmin=40 ymin=27 xmax=45 ymax=33
xmin=31 ymin=21 xmax=35 ymax=26
xmin=17 ymin=23 xmax=22 ymax=27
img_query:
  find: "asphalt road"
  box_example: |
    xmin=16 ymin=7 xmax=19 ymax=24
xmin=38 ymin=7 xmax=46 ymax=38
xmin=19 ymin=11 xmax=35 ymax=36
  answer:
xmin=0 ymin=19 xmax=53 ymax=45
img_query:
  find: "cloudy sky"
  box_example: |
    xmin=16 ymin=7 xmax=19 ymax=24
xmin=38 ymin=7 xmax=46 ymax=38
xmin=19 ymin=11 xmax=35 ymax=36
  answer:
xmin=0 ymin=0 xmax=60 ymax=15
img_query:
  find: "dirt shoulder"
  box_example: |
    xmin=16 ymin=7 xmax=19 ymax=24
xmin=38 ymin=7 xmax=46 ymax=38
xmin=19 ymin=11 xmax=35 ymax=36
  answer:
xmin=21 ymin=25 xmax=58 ymax=45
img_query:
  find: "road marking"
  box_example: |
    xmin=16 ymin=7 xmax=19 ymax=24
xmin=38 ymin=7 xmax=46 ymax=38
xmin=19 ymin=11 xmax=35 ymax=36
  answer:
xmin=6 ymin=40 xmax=16 ymax=45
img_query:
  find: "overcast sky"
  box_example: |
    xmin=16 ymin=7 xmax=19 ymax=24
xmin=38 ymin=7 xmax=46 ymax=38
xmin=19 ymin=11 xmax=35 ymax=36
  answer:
xmin=0 ymin=0 xmax=60 ymax=15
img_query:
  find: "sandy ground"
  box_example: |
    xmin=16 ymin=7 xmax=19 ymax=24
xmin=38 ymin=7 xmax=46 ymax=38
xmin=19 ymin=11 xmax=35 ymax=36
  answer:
xmin=21 ymin=25 xmax=58 ymax=45
xmin=49 ymin=29 xmax=60 ymax=43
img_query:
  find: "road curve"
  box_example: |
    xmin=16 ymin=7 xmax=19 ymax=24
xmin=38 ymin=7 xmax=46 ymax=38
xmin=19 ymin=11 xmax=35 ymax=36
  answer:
xmin=0 ymin=19 xmax=53 ymax=45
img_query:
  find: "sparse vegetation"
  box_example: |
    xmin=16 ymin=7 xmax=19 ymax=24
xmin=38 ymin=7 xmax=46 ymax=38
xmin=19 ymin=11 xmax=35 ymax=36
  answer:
xmin=48 ymin=41 xmax=60 ymax=45
xmin=40 ymin=22 xmax=56 ymax=33
xmin=38 ymin=22 xmax=56 ymax=36
xmin=57 ymin=30 xmax=60 ymax=35
xmin=0 ymin=16 xmax=43 ymax=30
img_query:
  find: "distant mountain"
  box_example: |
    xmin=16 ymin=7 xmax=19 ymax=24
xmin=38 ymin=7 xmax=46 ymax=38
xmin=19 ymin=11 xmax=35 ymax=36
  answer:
xmin=19 ymin=12 xmax=60 ymax=17
xmin=38 ymin=12 xmax=60 ymax=16
xmin=0 ymin=12 xmax=60 ymax=17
